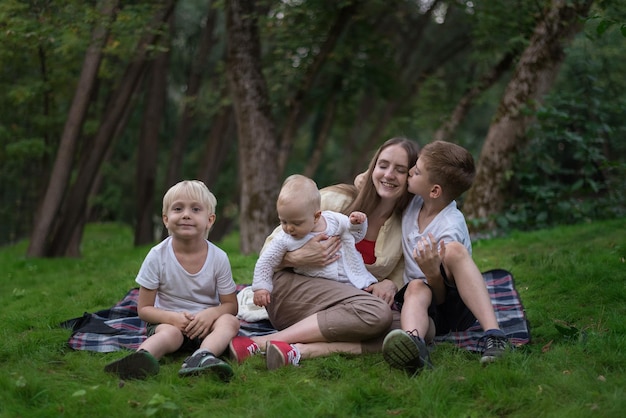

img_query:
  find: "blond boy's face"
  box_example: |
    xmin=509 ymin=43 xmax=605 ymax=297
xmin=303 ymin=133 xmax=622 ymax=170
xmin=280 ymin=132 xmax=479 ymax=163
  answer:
xmin=163 ymin=197 xmax=215 ymax=240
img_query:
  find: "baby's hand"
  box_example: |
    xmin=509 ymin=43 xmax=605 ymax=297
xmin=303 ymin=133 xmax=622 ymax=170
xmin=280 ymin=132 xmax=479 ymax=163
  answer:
xmin=253 ymin=289 xmax=271 ymax=307
xmin=349 ymin=211 xmax=367 ymax=225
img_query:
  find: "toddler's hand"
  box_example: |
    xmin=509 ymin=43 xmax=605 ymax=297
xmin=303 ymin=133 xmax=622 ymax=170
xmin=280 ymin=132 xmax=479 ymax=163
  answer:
xmin=349 ymin=211 xmax=367 ymax=225
xmin=253 ymin=289 xmax=271 ymax=307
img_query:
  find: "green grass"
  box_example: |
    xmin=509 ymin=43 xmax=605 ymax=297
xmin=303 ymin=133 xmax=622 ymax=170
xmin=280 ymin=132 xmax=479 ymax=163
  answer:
xmin=1 ymin=219 xmax=625 ymax=417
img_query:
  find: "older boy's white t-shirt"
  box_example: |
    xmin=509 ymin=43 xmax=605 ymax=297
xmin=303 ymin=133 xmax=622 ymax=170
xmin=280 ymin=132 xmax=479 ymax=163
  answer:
xmin=402 ymin=196 xmax=472 ymax=284
xmin=136 ymin=236 xmax=236 ymax=314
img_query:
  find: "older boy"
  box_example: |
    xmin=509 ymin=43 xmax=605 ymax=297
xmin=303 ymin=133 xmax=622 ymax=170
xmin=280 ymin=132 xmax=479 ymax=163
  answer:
xmin=382 ymin=141 xmax=507 ymax=374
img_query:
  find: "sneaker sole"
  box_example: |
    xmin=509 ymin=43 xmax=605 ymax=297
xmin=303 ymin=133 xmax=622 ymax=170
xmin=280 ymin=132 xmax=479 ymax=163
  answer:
xmin=104 ymin=351 xmax=159 ymax=380
xmin=266 ymin=343 xmax=288 ymax=370
xmin=178 ymin=361 xmax=234 ymax=381
xmin=382 ymin=330 xmax=430 ymax=372
xmin=228 ymin=337 xmax=259 ymax=364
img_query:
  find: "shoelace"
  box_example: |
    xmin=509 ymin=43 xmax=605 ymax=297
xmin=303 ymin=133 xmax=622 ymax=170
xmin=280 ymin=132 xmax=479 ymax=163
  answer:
xmin=481 ymin=335 xmax=507 ymax=351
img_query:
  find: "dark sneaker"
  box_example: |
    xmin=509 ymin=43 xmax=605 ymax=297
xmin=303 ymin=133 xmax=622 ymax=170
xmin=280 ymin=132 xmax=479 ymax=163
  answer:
xmin=228 ymin=335 xmax=262 ymax=364
xmin=178 ymin=351 xmax=234 ymax=381
xmin=265 ymin=341 xmax=300 ymax=370
xmin=382 ymin=329 xmax=432 ymax=374
xmin=480 ymin=334 xmax=508 ymax=364
xmin=104 ymin=350 xmax=159 ymax=380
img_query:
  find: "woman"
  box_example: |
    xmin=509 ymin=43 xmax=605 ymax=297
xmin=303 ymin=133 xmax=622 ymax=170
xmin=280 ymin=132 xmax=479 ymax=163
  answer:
xmin=230 ymin=137 xmax=420 ymax=369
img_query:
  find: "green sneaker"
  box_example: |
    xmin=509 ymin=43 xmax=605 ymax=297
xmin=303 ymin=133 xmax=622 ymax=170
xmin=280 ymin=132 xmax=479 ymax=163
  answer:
xmin=178 ymin=351 xmax=234 ymax=382
xmin=104 ymin=350 xmax=159 ymax=380
xmin=382 ymin=329 xmax=432 ymax=374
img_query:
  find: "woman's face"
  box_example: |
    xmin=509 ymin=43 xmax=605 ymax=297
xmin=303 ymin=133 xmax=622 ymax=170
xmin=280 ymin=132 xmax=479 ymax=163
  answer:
xmin=371 ymin=144 xmax=411 ymax=202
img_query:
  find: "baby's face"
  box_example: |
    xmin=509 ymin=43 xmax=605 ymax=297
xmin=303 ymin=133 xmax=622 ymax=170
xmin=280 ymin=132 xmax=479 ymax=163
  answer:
xmin=277 ymin=201 xmax=316 ymax=239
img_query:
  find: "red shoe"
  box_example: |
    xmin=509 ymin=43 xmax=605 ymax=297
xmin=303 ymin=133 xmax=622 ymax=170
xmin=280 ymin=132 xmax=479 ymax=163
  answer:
xmin=266 ymin=341 xmax=300 ymax=370
xmin=228 ymin=336 xmax=261 ymax=364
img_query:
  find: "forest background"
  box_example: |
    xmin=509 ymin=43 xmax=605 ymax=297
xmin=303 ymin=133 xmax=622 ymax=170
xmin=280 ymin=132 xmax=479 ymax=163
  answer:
xmin=1 ymin=0 xmax=625 ymax=257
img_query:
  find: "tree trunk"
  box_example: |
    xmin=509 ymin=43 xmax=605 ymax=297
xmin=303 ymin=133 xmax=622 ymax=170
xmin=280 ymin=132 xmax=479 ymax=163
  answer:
xmin=463 ymin=0 xmax=594 ymax=228
xmin=303 ymin=87 xmax=338 ymax=180
xmin=433 ymin=52 xmax=515 ymax=142
xmin=162 ymin=5 xmax=218 ymax=191
xmin=135 ymin=21 xmax=171 ymax=246
xmin=276 ymin=1 xmax=358 ymax=175
xmin=196 ymin=104 xmax=236 ymax=243
xmin=46 ymin=1 xmax=176 ymax=257
xmin=226 ymin=0 xmax=280 ymax=255
xmin=27 ymin=0 xmax=119 ymax=258
xmin=196 ymin=105 xmax=235 ymax=188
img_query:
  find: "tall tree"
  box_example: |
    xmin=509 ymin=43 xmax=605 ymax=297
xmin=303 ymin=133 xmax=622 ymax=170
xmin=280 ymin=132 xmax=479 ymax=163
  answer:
xmin=464 ymin=0 xmax=595 ymax=227
xmin=226 ymin=0 xmax=280 ymax=254
xmin=135 ymin=17 xmax=172 ymax=246
xmin=27 ymin=0 xmax=119 ymax=257
xmin=162 ymin=3 xmax=218 ymax=191
xmin=45 ymin=1 xmax=176 ymax=257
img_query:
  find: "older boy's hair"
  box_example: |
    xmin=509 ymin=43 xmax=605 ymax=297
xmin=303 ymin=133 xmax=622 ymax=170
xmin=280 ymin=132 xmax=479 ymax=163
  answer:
xmin=420 ymin=140 xmax=475 ymax=202
xmin=162 ymin=180 xmax=217 ymax=216
xmin=278 ymin=174 xmax=321 ymax=211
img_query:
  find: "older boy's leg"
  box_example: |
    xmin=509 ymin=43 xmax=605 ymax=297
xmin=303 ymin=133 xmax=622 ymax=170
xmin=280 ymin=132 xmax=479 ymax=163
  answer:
xmin=381 ymin=281 xmax=433 ymax=374
xmin=444 ymin=242 xmax=507 ymax=362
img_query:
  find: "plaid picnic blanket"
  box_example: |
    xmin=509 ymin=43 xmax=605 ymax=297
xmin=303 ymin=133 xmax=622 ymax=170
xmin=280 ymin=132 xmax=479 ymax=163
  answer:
xmin=61 ymin=269 xmax=529 ymax=353
xmin=433 ymin=268 xmax=530 ymax=351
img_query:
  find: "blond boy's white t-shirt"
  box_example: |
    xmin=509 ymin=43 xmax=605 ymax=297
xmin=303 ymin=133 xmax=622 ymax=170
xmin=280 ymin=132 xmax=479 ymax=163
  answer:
xmin=136 ymin=236 xmax=236 ymax=314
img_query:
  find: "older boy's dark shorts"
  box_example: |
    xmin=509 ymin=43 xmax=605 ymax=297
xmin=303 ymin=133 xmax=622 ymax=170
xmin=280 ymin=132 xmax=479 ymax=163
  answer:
xmin=394 ymin=265 xmax=476 ymax=335
xmin=146 ymin=324 xmax=201 ymax=352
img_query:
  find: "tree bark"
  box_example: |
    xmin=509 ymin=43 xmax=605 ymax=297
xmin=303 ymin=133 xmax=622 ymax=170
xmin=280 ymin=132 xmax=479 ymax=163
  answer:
xmin=276 ymin=1 xmax=359 ymax=175
xmin=162 ymin=5 xmax=218 ymax=191
xmin=226 ymin=0 xmax=280 ymax=255
xmin=463 ymin=0 xmax=594 ymax=228
xmin=46 ymin=1 xmax=176 ymax=257
xmin=27 ymin=0 xmax=119 ymax=257
xmin=196 ymin=104 xmax=236 ymax=243
xmin=433 ymin=52 xmax=515 ymax=142
xmin=303 ymin=86 xmax=338 ymax=180
xmin=135 ymin=20 xmax=171 ymax=246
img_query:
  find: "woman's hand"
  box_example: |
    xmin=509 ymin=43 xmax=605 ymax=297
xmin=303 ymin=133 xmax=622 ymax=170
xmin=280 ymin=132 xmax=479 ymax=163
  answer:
xmin=282 ymin=234 xmax=342 ymax=268
xmin=364 ymin=279 xmax=398 ymax=306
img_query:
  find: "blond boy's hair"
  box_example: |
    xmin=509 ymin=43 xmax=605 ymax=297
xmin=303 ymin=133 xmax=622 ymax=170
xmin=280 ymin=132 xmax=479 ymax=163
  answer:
xmin=162 ymin=180 xmax=217 ymax=215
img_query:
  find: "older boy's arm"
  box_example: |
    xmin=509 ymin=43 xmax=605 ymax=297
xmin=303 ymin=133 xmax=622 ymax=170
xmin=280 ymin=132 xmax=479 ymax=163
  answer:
xmin=413 ymin=233 xmax=446 ymax=303
xmin=185 ymin=292 xmax=238 ymax=340
xmin=137 ymin=286 xmax=192 ymax=330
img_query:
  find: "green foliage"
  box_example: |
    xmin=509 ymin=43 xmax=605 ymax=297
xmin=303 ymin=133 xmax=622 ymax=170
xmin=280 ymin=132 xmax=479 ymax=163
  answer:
xmin=1 ymin=220 xmax=626 ymax=416
xmin=499 ymin=19 xmax=626 ymax=233
xmin=502 ymin=92 xmax=626 ymax=231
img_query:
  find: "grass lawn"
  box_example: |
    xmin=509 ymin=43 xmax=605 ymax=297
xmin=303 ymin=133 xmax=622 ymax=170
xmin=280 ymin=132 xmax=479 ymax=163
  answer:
xmin=0 ymin=218 xmax=625 ymax=417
